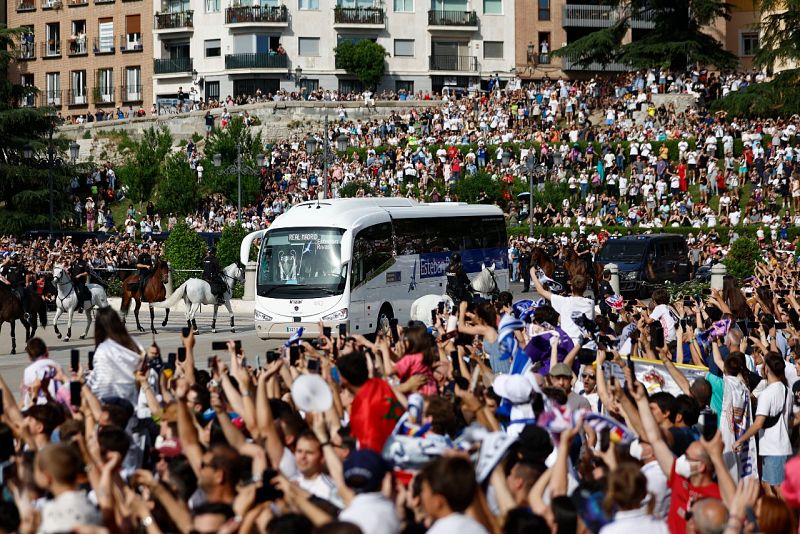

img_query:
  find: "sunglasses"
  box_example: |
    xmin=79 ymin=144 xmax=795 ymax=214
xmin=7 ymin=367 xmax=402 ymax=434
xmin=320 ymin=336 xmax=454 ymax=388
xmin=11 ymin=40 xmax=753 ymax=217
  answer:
xmin=582 ymin=374 xmax=596 ymax=379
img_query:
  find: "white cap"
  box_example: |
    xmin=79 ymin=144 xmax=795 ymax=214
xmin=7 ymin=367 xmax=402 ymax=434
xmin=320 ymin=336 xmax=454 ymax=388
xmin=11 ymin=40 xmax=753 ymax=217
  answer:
xmin=492 ymin=374 xmax=535 ymax=404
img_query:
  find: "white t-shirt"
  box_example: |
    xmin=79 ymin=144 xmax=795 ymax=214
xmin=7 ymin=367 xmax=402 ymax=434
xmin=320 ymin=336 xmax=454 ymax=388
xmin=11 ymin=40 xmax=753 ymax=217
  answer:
xmin=756 ymin=381 xmax=793 ymax=456
xmin=649 ymin=304 xmax=677 ymax=343
xmin=291 ymin=472 xmax=343 ymax=508
xmin=550 ymin=293 xmax=595 ymax=344
xmin=22 ymin=358 xmax=63 ymax=407
xmin=339 ymin=492 xmax=400 ymax=534
xmin=427 ymin=513 xmax=488 ymax=534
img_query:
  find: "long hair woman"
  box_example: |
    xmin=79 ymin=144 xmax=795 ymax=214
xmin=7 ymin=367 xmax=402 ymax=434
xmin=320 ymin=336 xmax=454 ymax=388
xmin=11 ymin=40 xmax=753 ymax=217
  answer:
xmin=86 ymin=307 xmax=143 ymax=405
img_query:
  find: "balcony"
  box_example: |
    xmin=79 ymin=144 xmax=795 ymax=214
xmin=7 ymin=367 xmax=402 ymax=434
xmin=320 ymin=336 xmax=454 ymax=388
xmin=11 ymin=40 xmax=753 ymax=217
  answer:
xmin=67 ymin=37 xmax=88 ymax=56
xmin=225 ymin=52 xmax=288 ymax=70
xmin=41 ymin=90 xmax=62 ymax=107
xmin=67 ymin=89 xmax=88 ymax=106
xmin=560 ymin=53 xmax=628 ymax=72
xmin=154 ymin=57 xmax=193 ymax=75
xmin=225 ymin=5 xmax=289 ymax=28
xmin=429 ymin=54 xmax=478 ymax=72
xmin=561 ymin=4 xmax=654 ymax=29
xmin=427 ymin=10 xmax=478 ymax=30
xmin=41 ymin=0 xmax=62 ymax=9
xmin=121 ymin=84 xmax=143 ymax=102
xmin=93 ymin=36 xmax=115 ymax=54
xmin=95 ymin=0 xmax=114 ymax=3
xmin=154 ymin=11 xmax=194 ymax=33
xmin=93 ymin=88 xmax=115 ymax=104
xmin=333 ymin=7 xmax=385 ymax=28
xmin=68 ymin=0 xmax=88 ymax=6
xmin=17 ymin=43 xmax=36 ymax=60
xmin=41 ymin=40 xmax=62 ymax=58
xmin=120 ymin=34 xmax=143 ymax=52
xmin=16 ymin=0 xmax=36 ymax=11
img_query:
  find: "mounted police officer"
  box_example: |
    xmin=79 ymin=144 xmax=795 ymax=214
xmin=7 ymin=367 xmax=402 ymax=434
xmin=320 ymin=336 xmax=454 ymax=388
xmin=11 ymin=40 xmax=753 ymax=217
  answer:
xmin=71 ymin=252 xmax=90 ymax=313
xmin=202 ymin=246 xmax=225 ymax=305
xmin=445 ymin=252 xmax=472 ymax=308
xmin=136 ymin=243 xmax=154 ymax=301
xmin=1 ymin=252 xmax=29 ymax=316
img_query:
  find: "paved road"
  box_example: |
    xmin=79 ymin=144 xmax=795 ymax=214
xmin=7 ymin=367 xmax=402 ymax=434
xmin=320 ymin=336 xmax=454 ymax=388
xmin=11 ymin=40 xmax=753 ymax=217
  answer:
xmin=0 ymin=281 xmax=533 ymax=399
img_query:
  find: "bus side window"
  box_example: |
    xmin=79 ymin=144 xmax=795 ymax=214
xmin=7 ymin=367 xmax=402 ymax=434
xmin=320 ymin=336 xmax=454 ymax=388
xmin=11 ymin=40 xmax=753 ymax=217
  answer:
xmin=352 ymin=223 xmax=392 ymax=288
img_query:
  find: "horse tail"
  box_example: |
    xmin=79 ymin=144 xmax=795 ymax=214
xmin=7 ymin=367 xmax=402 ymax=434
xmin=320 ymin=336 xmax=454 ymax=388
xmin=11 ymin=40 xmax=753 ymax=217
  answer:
xmin=158 ymin=281 xmax=188 ymax=308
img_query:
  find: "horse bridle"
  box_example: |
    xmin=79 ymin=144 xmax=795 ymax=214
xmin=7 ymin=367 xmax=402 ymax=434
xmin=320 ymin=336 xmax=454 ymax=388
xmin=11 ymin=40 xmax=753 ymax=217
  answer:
xmin=53 ymin=269 xmax=76 ymax=306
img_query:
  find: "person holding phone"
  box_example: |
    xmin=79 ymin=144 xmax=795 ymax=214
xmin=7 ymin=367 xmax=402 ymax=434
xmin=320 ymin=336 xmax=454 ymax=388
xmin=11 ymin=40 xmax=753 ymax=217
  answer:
xmin=86 ymin=308 xmax=144 ymax=406
xmin=530 ymin=268 xmax=594 ymax=347
xmin=21 ymin=338 xmax=63 ymax=409
xmin=381 ymin=325 xmax=438 ymax=396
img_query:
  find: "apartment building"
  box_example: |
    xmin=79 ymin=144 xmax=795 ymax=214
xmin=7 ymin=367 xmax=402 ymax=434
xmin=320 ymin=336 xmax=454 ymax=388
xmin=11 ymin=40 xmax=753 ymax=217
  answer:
xmin=151 ymin=0 xmax=516 ymax=104
xmin=8 ymin=0 xmax=153 ymax=117
xmin=514 ymin=0 xmax=759 ymax=78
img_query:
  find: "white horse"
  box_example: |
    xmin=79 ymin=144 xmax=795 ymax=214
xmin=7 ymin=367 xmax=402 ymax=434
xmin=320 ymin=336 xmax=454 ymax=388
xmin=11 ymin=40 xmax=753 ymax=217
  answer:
xmin=470 ymin=263 xmax=499 ymax=300
xmin=52 ymin=265 xmax=110 ymax=341
xmin=410 ymin=294 xmax=454 ymax=327
xmin=158 ymin=263 xmax=244 ymax=334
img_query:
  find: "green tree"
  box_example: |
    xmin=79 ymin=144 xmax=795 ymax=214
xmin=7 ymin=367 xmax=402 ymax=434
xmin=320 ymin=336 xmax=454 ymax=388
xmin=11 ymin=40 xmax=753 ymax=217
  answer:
xmin=164 ymin=221 xmax=207 ymax=287
xmin=0 ymin=25 xmax=72 ymax=234
xmin=156 ymin=151 xmax=200 ymax=215
xmin=723 ymin=237 xmax=762 ymax=279
xmin=710 ymin=70 xmax=800 ymax=118
xmin=552 ymin=0 xmax=738 ymax=71
xmin=216 ymin=223 xmax=249 ymax=269
xmin=333 ymin=40 xmax=388 ymax=89
xmin=116 ymin=126 xmax=173 ymax=204
xmin=202 ymin=118 xmax=263 ymax=209
xmin=754 ymin=0 xmax=800 ymax=73
xmin=339 ymin=180 xmax=376 ymax=197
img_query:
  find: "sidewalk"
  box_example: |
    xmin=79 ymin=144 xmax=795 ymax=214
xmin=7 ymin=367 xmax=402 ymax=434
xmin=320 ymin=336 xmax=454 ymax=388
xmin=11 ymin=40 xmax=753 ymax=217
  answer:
xmin=108 ymin=297 xmax=255 ymax=315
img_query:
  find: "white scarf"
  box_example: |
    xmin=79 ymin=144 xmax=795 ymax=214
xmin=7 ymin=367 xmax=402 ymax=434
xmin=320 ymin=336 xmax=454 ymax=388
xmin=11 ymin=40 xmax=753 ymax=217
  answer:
xmin=720 ymin=375 xmax=758 ymax=481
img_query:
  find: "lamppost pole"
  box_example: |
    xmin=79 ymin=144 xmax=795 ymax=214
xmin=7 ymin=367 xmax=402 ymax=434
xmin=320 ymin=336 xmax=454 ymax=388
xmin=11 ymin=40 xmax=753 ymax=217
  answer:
xmin=322 ymin=114 xmax=329 ymax=199
xmin=48 ymin=128 xmax=54 ymax=234
xmin=237 ymin=144 xmax=242 ymax=224
xmin=213 ymin=142 xmax=264 ymax=224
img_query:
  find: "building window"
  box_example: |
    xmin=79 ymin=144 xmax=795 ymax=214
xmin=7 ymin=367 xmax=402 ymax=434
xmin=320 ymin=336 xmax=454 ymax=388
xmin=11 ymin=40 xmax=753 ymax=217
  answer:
xmin=299 ymin=0 xmax=318 ymax=10
xmin=205 ymin=81 xmax=220 ymax=101
xmin=125 ymin=15 xmax=142 ymax=51
xmin=20 ymin=26 xmax=35 ymax=59
xmin=338 ymin=79 xmax=364 ymax=94
xmin=97 ymin=18 xmax=114 ymax=53
xmin=205 ymin=0 xmax=220 ymax=12
xmin=125 ymin=66 xmax=142 ymax=101
xmin=21 ymin=74 xmax=35 ymax=107
xmin=46 ymin=72 xmax=61 ymax=105
xmin=300 ymin=79 xmax=319 ymax=93
xmin=71 ymin=70 xmax=87 ymax=105
xmin=298 ymin=37 xmax=320 ymax=56
xmin=538 ymin=0 xmax=549 ymax=20
xmin=396 ymin=80 xmax=413 ymax=93
xmin=205 ymin=39 xmax=221 ymax=57
xmin=96 ymin=68 xmax=114 ymax=103
xmin=394 ymin=39 xmax=414 ymax=57
xmin=69 ymin=21 xmax=87 ymax=55
xmin=46 ymin=23 xmax=61 ymax=56
xmin=483 ymin=41 xmax=503 ymax=59
xmin=741 ymin=32 xmax=758 ymax=57
xmin=483 ymin=0 xmax=501 ymax=14
xmin=393 ymin=0 xmax=412 ymax=12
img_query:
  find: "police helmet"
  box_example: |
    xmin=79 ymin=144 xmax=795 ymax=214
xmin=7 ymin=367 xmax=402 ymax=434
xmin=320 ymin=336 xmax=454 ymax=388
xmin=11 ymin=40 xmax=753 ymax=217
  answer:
xmin=451 ymin=252 xmax=461 ymax=264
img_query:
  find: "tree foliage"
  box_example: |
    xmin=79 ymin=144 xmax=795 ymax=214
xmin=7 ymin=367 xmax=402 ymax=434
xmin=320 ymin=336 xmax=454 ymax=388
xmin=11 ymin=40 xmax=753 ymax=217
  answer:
xmin=216 ymin=223 xmax=248 ymax=268
xmin=710 ymin=69 xmax=800 ymax=118
xmin=723 ymin=237 xmax=763 ymax=279
xmin=116 ymin=126 xmax=173 ymax=204
xmin=156 ymin=151 xmax=201 ymax=215
xmin=333 ymin=40 xmax=388 ymax=89
xmin=552 ymin=0 xmax=738 ymax=71
xmin=201 ymin=118 xmax=264 ymax=209
xmin=163 ymin=221 xmax=207 ymax=287
xmin=754 ymin=0 xmax=800 ymax=73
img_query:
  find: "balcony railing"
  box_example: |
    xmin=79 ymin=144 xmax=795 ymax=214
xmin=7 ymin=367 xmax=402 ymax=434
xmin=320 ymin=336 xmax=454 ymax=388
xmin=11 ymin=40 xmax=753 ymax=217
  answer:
xmin=41 ymin=0 xmax=62 ymax=9
xmin=20 ymin=94 xmax=37 ymax=107
xmin=94 ymin=88 xmax=115 ymax=104
xmin=429 ymin=54 xmax=478 ymax=71
xmin=154 ymin=57 xmax=193 ymax=74
xmin=42 ymin=90 xmax=62 ymax=107
xmin=121 ymin=84 xmax=143 ymax=102
xmin=225 ymin=52 xmax=288 ymax=69
xmin=42 ymin=40 xmax=62 ymax=57
xmin=67 ymin=88 xmax=88 ymax=106
xmin=94 ymin=0 xmax=114 ymax=3
xmin=17 ymin=0 xmax=36 ymax=11
xmin=68 ymin=0 xmax=88 ymax=6
xmin=93 ymin=36 xmax=115 ymax=54
xmin=561 ymin=4 xmax=655 ymax=29
xmin=120 ymin=34 xmax=143 ymax=52
xmin=154 ymin=11 xmax=194 ymax=30
xmin=18 ymin=42 xmax=36 ymax=60
xmin=427 ymin=10 xmax=478 ymax=26
xmin=333 ymin=6 xmax=385 ymax=25
xmin=225 ymin=5 xmax=288 ymax=23
xmin=560 ymin=53 xmax=628 ymax=72
xmin=67 ymin=38 xmax=88 ymax=56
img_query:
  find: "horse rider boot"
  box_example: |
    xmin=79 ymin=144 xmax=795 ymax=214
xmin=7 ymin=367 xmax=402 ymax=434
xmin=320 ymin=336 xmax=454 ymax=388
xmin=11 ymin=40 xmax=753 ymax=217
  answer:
xmin=70 ymin=254 xmax=91 ymax=313
xmin=445 ymin=252 xmax=472 ymax=308
xmin=1 ymin=253 xmax=29 ymax=319
xmin=202 ymin=247 xmax=225 ymax=305
xmin=136 ymin=244 xmax=154 ymax=302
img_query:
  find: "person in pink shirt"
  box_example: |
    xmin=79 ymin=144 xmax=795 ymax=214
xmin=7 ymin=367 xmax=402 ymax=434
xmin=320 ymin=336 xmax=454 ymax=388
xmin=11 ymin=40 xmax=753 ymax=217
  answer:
xmin=382 ymin=324 xmax=438 ymax=396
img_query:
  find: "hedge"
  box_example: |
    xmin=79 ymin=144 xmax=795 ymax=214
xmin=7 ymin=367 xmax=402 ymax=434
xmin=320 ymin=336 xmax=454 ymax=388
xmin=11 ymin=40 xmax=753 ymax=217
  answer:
xmin=164 ymin=221 xmax=208 ymax=287
xmin=507 ymin=225 xmax=800 ymax=244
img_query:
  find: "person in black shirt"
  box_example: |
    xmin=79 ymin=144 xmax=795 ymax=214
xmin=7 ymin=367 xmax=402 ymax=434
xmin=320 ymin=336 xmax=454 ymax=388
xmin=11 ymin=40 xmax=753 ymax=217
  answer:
xmin=202 ymin=247 xmax=225 ymax=304
xmin=445 ymin=253 xmax=471 ymax=308
xmin=136 ymin=244 xmax=154 ymax=301
xmin=71 ymin=253 xmax=90 ymax=313
xmin=1 ymin=253 xmax=28 ymax=316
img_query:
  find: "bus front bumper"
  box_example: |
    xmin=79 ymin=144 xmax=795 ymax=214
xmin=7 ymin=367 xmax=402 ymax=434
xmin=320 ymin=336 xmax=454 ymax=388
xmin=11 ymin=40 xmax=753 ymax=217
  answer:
xmin=255 ymin=319 xmax=350 ymax=340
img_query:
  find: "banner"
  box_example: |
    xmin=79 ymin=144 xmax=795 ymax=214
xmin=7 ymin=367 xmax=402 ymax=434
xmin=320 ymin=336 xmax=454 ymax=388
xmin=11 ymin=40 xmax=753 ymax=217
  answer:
xmin=601 ymin=357 xmax=708 ymax=397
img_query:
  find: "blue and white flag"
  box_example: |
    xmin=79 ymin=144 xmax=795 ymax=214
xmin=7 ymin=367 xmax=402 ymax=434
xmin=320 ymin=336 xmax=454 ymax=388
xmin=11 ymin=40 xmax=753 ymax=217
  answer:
xmin=284 ymin=327 xmax=304 ymax=347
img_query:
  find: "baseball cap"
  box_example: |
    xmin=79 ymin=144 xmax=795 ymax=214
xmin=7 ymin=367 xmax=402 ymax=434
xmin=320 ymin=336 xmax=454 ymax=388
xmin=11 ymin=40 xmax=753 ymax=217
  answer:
xmin=343 ymin=449 xmax=391 ymax=493
xmin=548 ymin=363 xmax=573 ymax=378
xmin=153 ymin=436 xmax=182 ymax=458
xmin=492 ymin=374 xmax=535 ymax=404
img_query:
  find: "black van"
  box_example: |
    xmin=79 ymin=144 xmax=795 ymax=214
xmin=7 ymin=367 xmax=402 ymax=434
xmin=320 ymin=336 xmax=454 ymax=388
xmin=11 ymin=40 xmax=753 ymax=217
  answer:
xmin=596 ymin=234 xmax=690 ymax=297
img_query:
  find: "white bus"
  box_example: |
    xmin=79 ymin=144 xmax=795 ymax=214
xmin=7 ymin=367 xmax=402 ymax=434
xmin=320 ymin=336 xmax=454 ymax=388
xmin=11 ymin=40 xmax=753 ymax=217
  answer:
xmin=240 ymin=198 xmax=509 ymax=339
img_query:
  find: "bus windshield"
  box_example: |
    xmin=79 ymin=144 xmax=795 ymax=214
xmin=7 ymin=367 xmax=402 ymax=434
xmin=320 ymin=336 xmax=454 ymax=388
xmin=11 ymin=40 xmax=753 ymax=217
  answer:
xmin=597 ymin=240 xmax=648 ymax=262
xmin=257 ymin=228 xmax=347 ymax=299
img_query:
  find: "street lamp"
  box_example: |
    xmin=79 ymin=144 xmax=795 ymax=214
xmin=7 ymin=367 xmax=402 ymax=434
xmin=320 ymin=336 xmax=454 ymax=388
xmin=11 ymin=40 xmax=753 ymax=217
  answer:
xmin=336 ymin=134 xmax=348 ymax=153
xmin=69 ymin=141 xmax=80 ymax=163
xmin=305 ymin=135 xmax=317 ymax=155
xmin=23 ymin=143 xmax=33 ymax=160
xmin=528 ymin=163 xmax=548 ymax=237
xmin=501 ymin=149 xmax=512 ymax=167
xmin=212 ymin=145 xmax=265 ymax=223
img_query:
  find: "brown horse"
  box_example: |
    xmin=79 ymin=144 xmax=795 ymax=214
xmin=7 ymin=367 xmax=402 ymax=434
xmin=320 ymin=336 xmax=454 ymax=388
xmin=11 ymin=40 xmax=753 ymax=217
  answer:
xmin=530 ymin=247 xmax=556 ymax=279
xmin=120 ymin=259 xmax=171 ymax=334
xmin=0 ymin=284 xmax=29 ymax=354
xmin=563 ymin=248 xmax=603 ymax=298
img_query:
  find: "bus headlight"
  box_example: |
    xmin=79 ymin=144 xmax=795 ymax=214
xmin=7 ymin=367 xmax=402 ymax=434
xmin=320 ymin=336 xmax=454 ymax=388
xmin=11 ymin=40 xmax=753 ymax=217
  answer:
xmin=255 ymin=310 xmax=273 ymax=321
xmin=622 ymin=271 xmax=638 ymax=281
xmin=322 ymin=308 xmax=348 ymax=321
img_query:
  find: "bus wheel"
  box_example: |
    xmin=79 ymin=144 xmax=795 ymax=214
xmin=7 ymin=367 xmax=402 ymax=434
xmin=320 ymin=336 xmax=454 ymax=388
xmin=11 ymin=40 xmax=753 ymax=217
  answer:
xmin=375 ymin=304 xmax=393 ymax=339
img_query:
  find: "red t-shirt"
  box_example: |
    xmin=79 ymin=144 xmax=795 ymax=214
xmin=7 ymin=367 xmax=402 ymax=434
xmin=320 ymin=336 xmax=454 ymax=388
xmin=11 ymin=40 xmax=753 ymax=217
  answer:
xmin=667 ymin=460 xmax=721 ymax=534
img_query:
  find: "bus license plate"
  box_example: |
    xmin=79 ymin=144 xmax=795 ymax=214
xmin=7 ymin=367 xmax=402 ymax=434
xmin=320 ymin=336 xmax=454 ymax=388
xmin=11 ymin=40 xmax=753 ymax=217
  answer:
xmin=286 ymin=326 xmax=301 ymax=333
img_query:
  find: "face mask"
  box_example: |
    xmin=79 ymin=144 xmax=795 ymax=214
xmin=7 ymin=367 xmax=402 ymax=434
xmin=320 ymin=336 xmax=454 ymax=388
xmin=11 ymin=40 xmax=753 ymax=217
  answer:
xmin=675 ymin=454 xmax=698 ymax=478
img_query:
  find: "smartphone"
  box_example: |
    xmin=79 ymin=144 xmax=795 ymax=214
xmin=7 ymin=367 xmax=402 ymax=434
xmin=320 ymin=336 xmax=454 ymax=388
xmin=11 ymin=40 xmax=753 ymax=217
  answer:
xmin=578 ymin=348 xmax=596 ymax=366
xmin=626 ymin=352 xmax=635 ymax=378
xmin=431 ymin=310 xmax=438 ymax=325
xmin=775 ymin=322 xmax=787 ymax=329
xmin=453 ymin=376 xmax=469 ymax=391
xmin=702 ymin=287 xmax=711 ymax=295
xmin=450 ymin=351 xmax=461 ymax=377
xmin=440 ymin=329 xmax=458 ymax=341
xmin=701 ymin=407 xmax=718 ymax=441
xmin=289 ymin=345 xmax=301 ymax=366
xmin=438 ymin=302 xmax=445 ymax=314
xmin=240 ymin=357 xmax=248 ymax=369
xmin=599 ymin=428 xmax=610 ymax=452
xmin=166 ymin=353 xmax=177 ymax=370
xmin=182 ymin=326 xmax=190 ymax=337
xmin=87 ymin=351 xmax=95 ymax=371
xmin=266 ymin=350 xmax=279 ymax=364
xmin=597 ymin=335 xmax=612 ymax=348
xmin=338 ymin=324 xmax=347 ymax=337
xmin=254 ymin=469 xmax=284 ymax=503
xmin=683 ymin=298 xmax=693 ymax=307
xmin=323 ymin=326 xmax=332 ymax=338
xmin=70 ymin=381 xmax=82 ymax=407
xmin=389 ymin=318 xmax=400 ymax=344
xmin=71 ymin=349 xmax=80 ymax=373
xmin=307 ymin=358 xmax=321 ymax=373
xmin=0 ymin=391 xmax=4 ymax=416
xmin=211 ymin=341 xmax=228 ymax=351
xmin=177 ymin=347 xmax=187 ymax=362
